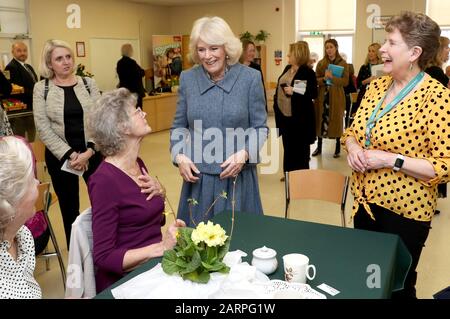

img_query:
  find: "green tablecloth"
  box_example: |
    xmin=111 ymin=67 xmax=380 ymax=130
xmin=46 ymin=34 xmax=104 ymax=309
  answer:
xmin=96 ymin=212 xmax=411 ymax=299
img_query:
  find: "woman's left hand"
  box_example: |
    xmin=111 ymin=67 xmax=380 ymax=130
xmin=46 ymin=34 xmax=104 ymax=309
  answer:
xmin=220 ymin=149 xmax=248 ymax=179
xmin=324 ymin=69 xmax=332 ymax=80
xmin=138 ymin=168 xmax=165 ymax=200
xmin=364 ymin=149 xmax=395 ymax=170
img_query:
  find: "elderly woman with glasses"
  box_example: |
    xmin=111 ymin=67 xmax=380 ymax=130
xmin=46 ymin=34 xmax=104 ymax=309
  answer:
xmin=87 ymin=88 xmax=185 ymax=293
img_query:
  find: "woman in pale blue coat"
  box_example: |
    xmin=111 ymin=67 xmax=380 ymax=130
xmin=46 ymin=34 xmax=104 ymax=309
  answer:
xmin=170 ymin=16 xmax=268 ymax=226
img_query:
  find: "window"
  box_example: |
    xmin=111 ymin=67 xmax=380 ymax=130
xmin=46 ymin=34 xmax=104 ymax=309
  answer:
xmin=296 ymin=0 xmax=355 ymax=66
xmin=0 ymin=0 xmax=28 ymax=35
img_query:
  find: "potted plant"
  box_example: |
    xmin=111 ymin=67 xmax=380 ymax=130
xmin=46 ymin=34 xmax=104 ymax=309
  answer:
xmin=239 ymin=31 xmax=254 ymax=42
xmin=255 ymin=30 xmax=270 ymax=44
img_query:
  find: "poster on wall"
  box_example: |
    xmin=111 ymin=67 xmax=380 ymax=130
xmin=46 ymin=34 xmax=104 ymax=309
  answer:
xmin=152 ymin=35 xmax=183 ymax=90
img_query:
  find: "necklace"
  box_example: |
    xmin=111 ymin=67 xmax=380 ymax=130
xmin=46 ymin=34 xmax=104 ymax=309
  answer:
xmin=364 ymin=71 xmax=425 ymax=148
xmin=108 ymin=158 xmax=140 ymax=177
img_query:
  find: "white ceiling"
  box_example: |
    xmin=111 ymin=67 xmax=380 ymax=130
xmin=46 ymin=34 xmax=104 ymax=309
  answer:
xmin=130 ymin=0 xmax=234 ymax=6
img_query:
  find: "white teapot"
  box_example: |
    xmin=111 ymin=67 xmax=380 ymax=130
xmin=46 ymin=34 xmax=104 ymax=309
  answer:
xmin=251 ymin=246 xmax=278 ymax=275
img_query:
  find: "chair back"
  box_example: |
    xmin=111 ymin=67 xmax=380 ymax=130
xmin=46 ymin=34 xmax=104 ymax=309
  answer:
xmin=30 ymin=140 xmax=46 ymax=163
xmin=66 ymin=207 xmax=96 ymax=298
xmin=285 ymin=169 xmax=349 ymax=227
xmin=36 ymin=181 xmax=66 ymax=289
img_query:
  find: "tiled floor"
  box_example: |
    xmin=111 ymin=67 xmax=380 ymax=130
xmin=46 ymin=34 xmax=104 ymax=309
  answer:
xmin=35 ymin=114 xmax=450 ymax=299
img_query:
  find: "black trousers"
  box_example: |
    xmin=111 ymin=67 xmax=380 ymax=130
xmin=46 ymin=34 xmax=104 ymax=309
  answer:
xmin=354 ymin=204 xmax=431 ymax=299
xmin=281 ymin=120 xmax=311 ymax=172
xmin=45 ymin=148 xmax=102 ymax=248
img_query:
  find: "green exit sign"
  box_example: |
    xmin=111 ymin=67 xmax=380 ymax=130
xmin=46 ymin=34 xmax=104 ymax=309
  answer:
xmin=309 ymin=31 xmax=322 ymax=35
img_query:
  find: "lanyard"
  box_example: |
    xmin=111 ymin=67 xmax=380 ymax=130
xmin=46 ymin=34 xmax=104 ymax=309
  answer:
xmin=364 ymin=71 xmax=425 ymax=148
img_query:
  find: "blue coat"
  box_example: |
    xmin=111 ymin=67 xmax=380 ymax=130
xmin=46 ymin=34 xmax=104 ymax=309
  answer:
xmin=170 ymin=63 xmax=268 ymax=225
xmin=170 ymin=63 xmax=268 ymax=174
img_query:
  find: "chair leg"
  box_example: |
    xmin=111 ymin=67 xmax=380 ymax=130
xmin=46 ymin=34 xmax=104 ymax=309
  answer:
xmin=43 ymin=210 xmax=67 ymax=290
xmin=44 ymin=247 xmax=50 ymax=271
xmin=284 ymin=171 xmax=289 ymax=219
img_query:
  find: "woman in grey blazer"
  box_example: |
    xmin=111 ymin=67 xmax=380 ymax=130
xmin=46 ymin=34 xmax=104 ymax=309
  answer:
xmin=170 ymin=16 xmax=268 ymax=226
xmin=33 ymin=40 xmax=102 ymax=246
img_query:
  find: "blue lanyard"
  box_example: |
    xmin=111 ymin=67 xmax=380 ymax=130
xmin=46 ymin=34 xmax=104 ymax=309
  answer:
xmin=364 ymin=72 xmax=425 ymax=148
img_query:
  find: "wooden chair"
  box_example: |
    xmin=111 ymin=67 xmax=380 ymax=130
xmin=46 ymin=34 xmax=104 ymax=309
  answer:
xmin=36 ymin=182 xmax=66 ymax=289
xmin=284 ymin=169 xmax=349 ymax=227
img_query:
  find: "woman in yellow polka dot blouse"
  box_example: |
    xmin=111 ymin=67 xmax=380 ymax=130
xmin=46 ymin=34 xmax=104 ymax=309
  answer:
xmin=342 ymin=12 xmax=450 ymax=299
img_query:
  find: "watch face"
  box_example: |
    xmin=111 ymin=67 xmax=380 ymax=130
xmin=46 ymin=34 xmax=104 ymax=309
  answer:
xmin=394 ymin=157 xmax=404 ymax=169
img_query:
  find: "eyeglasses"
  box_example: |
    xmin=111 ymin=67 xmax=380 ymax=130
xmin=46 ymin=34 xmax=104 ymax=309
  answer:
xmin=133 ymin=107 xmax=146 ymax=118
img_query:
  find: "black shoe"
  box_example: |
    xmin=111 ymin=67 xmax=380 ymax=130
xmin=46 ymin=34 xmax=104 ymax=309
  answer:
xmin=333 ymin=152 xmax=340 ymax=158
xmin=435 ymin=209 xmax=441 ymax=215
xmin=312 ymin=148 xmax=321 ymax=156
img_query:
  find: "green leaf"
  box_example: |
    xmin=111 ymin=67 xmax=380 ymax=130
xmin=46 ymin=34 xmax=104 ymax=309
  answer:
xmin=182 ymin=242 xmax=196 ymax=257
xmin=217 ymin=238 xmax=230 ymax=260
xmin=161 ymin=250 xmax=181 ymax=275
xmin=201 ymin=260 xmax=227 ymax=272
xmin=182 ymin=270 xmax=210 ymax=284
xmin=206 ymin=245 xmax=217 ymax=263
xmin=178 ymin=227 xmax=194 ymax=244
xmin=179 ymin=250 xmax=202 ymax=275
xmin=218 ymin=265 xmax=230 ymax=274
xmin=175 ymin=258 xmax=188 ymax=268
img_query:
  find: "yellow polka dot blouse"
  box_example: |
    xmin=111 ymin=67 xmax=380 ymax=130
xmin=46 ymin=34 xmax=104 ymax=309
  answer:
xmin=342 ymin=74 xmax=450 ymax=222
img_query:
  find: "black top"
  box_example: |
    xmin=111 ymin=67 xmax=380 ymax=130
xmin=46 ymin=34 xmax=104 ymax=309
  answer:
xmin=425 ymin=65 xmax=449 ymax=87
xmin=116 ymin=55 xmax=146 ymax=98
xmin=248 ymin=61 xmax=267 ymax=110
xmin=60 ymin=85 xmax=86 ymax=152
xmin=353 ymin=63 xmax=373 ymax=112
xmin=0 ymin=71 xmax=12 ymax=97
xmin=5 ymin=59 xmax=37 ymax=110
xmin=169 ymin=56 xmax=182 ymax=76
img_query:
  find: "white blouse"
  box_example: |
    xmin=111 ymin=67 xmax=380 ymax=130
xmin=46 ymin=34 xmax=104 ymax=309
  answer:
xmin=0 ymin=226 xmax=41 ymax=299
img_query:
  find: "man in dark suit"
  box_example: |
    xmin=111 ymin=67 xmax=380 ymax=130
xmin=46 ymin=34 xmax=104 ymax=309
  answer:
xmin=116 ymin=43 xmax=146 ymax=108
xmin=5 ymin=41 xmax=38 ymax=141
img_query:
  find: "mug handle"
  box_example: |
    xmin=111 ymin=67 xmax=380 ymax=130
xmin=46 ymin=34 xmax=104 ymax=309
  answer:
xmin=306 ymin=264 xmax=316 ymax=280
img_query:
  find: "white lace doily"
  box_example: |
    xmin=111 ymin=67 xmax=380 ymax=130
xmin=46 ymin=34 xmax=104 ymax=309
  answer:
xmin=259 ymin=280 xmax=326 ymax=299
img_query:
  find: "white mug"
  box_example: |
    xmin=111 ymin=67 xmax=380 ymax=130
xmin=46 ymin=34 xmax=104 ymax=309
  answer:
xmin=282 ymin=253 xmax=316 ymax=284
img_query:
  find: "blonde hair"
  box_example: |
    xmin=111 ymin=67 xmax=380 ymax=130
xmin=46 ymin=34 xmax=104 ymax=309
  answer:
xmin=0 ymin=136 xmax=34 ymax=240
xmin=88 ymin=88 xmax=137 ymax=157
xmin=189 ymin=16 xmax=242 ymax=65
xmin=364 ymin=43 xmax=382 ymax=65
xmin=429 ymin=36 xmax=450 ymax=67
xmin=39 ymin=39 xmax=75 ymax=79
xmin=290 ymin=41 xmax=310 ymax=67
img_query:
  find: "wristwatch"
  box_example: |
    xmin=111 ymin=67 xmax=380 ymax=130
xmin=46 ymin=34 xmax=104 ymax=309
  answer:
xmin=393 ymin=154 xmax=404 ymax=172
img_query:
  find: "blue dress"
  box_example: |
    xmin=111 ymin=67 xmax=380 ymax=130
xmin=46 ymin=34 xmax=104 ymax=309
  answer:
xmin=170 ymin=64 xmax=268 ymax=226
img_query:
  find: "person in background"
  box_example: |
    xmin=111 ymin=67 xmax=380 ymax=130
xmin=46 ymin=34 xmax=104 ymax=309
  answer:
xmin=88 ymin=88 xmax=185 ymax=292
xmin=117 ymin=43 xmax=146 ymax=108
xmin=166 ymin=48 xmax=183 ymax=77
xmin=33 ymin=39 xmax=103 ymax=247
xmin=341 ymin=53 xmax=357 ymax=128
xmin=313 ymin=39 xmax=348 ymax=158
xmin=342 ymin=12 xmax=450 ymax=298
xmin=273 ymin=41 xmax=317 ymax=176
xmin=308 ymin=52 xmax=319 ymax=70
xmin=425 ymin=36 xmax=450 ymax=214
xmin=240 ymin=40 xmax=267 ymax=111
xmin=0 ymin=136 xmax=41 ymax=298
xmin=170 ymin=16 xmax=268 ymax=226
xmin=445 ymin=65 xmax=450 ymax=79
xmin=5 ymin=42 xmax=38 ymax=142
xmin=353 ymin=43 xmax=383 ymax=116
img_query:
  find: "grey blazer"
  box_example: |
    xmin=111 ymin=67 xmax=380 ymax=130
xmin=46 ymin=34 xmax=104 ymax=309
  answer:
xmin=170 ymin=63 xmax=268 ymax=175
xmin=33 ymin=76 xmax=100 ymax=160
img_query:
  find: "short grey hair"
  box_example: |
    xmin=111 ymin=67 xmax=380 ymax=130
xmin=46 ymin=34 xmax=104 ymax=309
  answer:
xmin=189 ymin=16 xmax=242 ymax=66
xmin=0 ymin=136 xmax=34 ymax=240
xmin=39 ymin=39 xmax=76 ymax=79
xmin=88 ymin=88 xmax=137 ymax=157
xmin=121 ymin=43 xmax=133 ymax=57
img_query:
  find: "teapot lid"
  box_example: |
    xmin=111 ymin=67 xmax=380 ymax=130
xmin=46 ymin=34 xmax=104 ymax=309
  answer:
xmin=253 ymin=246 xmax=277 ymax=259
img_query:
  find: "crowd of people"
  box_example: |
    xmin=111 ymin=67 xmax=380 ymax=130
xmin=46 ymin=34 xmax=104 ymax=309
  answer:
xmin=1 ymin=11 xmax=450 ymax=299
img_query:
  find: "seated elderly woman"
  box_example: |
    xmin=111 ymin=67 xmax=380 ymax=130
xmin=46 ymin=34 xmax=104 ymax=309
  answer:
xmin=0 ymin=136 xmax=41 ymax=298
xmin=87 ymin=88 xmax=185 ymax=293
